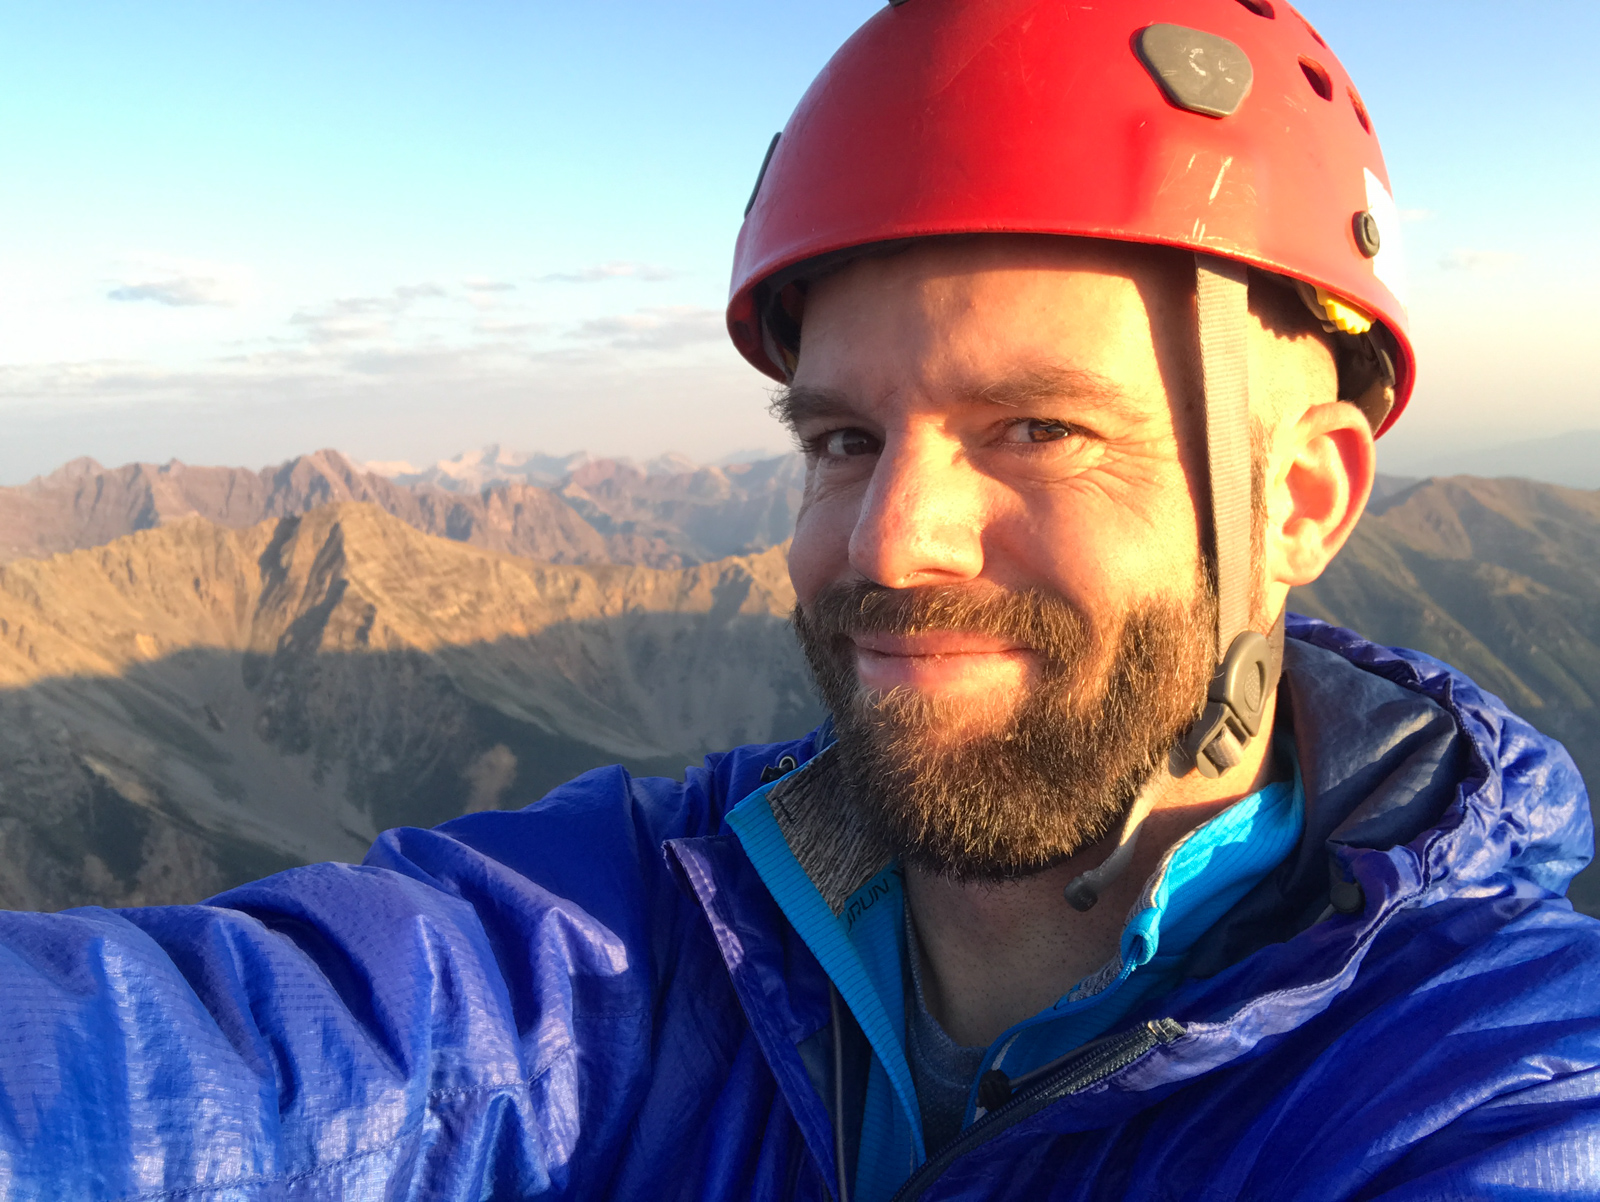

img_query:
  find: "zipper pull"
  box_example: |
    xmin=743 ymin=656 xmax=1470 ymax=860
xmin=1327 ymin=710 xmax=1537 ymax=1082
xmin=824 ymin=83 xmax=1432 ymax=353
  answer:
xmin=976 ymin=1069 xmax=1012 ymax=1110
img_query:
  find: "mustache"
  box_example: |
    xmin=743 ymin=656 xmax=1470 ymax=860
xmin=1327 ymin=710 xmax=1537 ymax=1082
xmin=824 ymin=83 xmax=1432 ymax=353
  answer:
xmin=795 ymin=579 xmax=1091 ymax=664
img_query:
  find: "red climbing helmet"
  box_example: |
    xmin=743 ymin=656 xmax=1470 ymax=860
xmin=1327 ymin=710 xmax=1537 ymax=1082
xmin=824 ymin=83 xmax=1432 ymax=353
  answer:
xmin=730 ymin=0 xmax=1418 ymax=786
xmin=728 ymin=0 xmax=1414 ymax=434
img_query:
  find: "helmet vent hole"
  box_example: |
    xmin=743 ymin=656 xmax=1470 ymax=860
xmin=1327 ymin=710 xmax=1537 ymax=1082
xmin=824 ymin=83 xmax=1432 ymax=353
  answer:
xmin=1294 ymin=10 xmax=1328 ymax=46
xmin=1232 ymin=0 xmax=1275 ymax=16
xmin=1299 ymin=57 xmax=1333 ymax=101
xmin=1347 ymin=86 xmax=1372 ymax=133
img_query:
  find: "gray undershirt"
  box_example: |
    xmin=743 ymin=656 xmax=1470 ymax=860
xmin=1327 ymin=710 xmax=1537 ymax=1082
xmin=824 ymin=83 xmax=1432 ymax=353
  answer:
xmin=904 ymin=913 xmax=987 ymax=1153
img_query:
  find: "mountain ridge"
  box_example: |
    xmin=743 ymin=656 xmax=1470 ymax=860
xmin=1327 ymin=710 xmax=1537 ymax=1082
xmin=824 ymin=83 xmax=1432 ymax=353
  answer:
xmin=0 ymin=448 xmax=806 ymax=570
xmin=1383 ymin=429 xmax=1600 ymax=491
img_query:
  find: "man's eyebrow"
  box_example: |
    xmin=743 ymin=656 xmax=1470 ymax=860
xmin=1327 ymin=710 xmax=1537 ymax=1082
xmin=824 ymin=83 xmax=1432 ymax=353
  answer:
xmin=769 ymin=385 xmax=856 ymax=431
xmin=771 ymin=367 xmax=1142 ymax=430
xmin=970 ymin=366 xmax=1142 ymax=422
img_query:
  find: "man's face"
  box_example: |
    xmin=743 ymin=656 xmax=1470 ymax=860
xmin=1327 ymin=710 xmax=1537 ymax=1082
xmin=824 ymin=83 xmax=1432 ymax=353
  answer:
xmin=782 ymin=236 xmax=1221 ymax=880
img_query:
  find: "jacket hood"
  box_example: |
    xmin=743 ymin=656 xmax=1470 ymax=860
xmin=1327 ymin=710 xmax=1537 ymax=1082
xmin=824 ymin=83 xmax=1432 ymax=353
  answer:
xmin=1182 ymin=616 xmax=1591 ymax=981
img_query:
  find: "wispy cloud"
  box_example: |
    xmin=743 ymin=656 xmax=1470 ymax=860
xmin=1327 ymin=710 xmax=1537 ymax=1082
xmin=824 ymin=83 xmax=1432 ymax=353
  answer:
xmin=108 ymin=280 xmax=220 ymax=306
xmin=460 ymin=278 xmax=518 ymax=314
xmin=1399 ymin=208 xmax=1436 ymax=223
xmin=0 ymin=276 xmax=748 ymax=481
xmin=537 ymin=261 xmax=676 ymax=284
xmin=106 ymin=257 xmax=250 ymax=307
xmin=474 ymin=318 xmax=548 ymax=336
xmin=289 ymin=283 xmax=447 ymax=344
xmin=1439 ymin=249 xmax=1522 ymax=275
xmin=393 ymin=282 xmax=446 ymax=302
xmin=571 ymin=305 xmax=722 ymax=350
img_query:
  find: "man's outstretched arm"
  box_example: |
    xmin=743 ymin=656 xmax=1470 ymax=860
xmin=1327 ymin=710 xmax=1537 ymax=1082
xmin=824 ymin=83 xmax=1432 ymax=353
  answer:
xmin=0 ymin=750 xmax=768 ymax=1201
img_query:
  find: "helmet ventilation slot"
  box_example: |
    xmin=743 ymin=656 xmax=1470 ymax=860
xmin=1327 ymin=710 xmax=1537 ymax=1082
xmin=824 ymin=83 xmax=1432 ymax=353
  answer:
xmin=1295 ymin=11 xmax=1328 ymax=47
xmin=1348 ymin=86 xmax=1372 ymax=133
xmin=1299 ymin=57 xmax=1333 ymax=101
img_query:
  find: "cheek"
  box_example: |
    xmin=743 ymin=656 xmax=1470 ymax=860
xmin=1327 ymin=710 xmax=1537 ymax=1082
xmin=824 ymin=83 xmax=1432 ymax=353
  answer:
xmin=786 ymin=487 xmax=857 ymax=606
xmin=995 ymin=486 xmax=1202 ymax=612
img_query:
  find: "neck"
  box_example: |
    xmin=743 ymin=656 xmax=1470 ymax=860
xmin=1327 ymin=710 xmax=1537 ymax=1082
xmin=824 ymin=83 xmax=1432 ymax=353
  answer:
xmin=904 ymin=702 xmax=1282 ymax=1048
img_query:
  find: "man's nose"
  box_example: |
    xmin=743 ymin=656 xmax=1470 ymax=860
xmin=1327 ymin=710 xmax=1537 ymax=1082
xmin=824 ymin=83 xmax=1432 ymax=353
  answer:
xmin=848 ymin=435 xmax=986 ymax=588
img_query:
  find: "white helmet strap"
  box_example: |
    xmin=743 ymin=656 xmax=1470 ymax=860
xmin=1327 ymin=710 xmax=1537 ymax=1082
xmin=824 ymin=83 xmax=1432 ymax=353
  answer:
xmin=1062 ymin=253 xmax=1282 ymax=912
xmin=1182 ymin=253 xmax=1279 ymax=779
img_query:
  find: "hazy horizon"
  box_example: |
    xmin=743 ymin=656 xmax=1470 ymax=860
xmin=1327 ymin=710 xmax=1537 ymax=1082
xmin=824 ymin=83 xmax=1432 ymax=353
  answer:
xmin=12 ymin=425 xmax=1600 ymax=496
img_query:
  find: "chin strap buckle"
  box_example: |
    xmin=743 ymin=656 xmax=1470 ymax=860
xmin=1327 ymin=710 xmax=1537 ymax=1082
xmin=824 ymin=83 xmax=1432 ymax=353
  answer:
xmin=1182 ymin=630 xmax=1272 ymax=778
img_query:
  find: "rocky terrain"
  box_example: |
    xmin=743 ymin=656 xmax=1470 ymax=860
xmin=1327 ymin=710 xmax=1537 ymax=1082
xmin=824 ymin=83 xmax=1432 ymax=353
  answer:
xmin=368 ymin=445 xmax=598 ymax=491
xmin=0 ymin=447 xmax=805 ymax=570
xmin=0 ymin=504 xmax=819 ymax=910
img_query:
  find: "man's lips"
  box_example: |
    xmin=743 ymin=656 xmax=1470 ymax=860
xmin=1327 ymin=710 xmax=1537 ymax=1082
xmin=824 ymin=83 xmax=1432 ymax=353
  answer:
xmin=849 ymin=631 xmax=1034 ymax=692
xmin=850 ymin=631 xmax=1029 ymax=658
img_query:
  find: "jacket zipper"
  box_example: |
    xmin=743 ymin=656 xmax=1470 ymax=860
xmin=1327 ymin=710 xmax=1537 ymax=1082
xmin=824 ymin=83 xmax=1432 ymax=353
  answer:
xmin=886 ymin=1017 xmax=1186 ymax=1202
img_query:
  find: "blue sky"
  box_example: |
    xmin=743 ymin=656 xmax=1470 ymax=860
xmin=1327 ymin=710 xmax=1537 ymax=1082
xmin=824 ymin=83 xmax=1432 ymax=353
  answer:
xmin=0 ymin=1 xmax=1593 ymax=481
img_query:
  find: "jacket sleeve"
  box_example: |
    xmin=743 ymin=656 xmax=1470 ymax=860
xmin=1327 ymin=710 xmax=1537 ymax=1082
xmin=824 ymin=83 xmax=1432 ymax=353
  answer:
xmin=1354 ymin=1069 xmax=1600 ymax=1200
xmin=1281 ymin=898 xmax=1600 ymax=1202
xmin=0 ymin=746 xmax=781 ymax=1201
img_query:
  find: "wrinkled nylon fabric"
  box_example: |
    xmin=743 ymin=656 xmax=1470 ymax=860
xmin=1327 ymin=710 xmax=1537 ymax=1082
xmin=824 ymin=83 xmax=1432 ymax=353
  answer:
xmin=0 ymin=618 xmax=1595 ymax=1200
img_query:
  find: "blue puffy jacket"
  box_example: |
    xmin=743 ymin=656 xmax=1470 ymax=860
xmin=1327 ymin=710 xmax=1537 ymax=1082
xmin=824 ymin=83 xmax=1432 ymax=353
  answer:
xmin=2 ymin=617 xmax=1598 ymax=1200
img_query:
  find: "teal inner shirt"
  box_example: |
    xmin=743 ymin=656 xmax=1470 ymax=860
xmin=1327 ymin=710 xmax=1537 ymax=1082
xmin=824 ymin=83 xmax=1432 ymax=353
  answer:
xmin=726 ymin=751 xmax=1305 ymax=1202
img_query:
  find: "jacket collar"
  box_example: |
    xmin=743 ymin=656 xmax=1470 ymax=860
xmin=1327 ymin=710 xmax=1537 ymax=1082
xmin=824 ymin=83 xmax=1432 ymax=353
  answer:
xmin=764 ymin=746 xmax=889 ymax=915
xmin=1184 ymin=618 xmax=1592 ymax=977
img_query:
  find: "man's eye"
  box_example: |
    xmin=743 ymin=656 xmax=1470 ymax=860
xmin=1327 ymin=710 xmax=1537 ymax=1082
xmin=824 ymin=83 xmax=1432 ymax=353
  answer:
xmin=819 ymin=428 xmax=880 ymax=457
xmin=1003 ymin=419 xmax=1074 ymax=444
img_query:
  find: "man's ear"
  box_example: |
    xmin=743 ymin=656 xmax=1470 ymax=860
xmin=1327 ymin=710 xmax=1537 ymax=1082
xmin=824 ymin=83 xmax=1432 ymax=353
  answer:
xmin=1265 ymin=400 xmax=1376 ymax=592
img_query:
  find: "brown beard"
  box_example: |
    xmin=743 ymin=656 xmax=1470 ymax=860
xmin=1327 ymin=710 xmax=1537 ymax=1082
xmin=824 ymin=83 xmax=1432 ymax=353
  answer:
xmin=791 ymin=579 xmax=1216 ymax=883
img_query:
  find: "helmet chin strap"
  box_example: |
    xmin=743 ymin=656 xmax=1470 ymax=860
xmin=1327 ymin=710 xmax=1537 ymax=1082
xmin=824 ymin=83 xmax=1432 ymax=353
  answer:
xmin=1064 ymin=254 xmax=1281 ymax=913
xmin=1062 ymin=780 xmax=1162 ymax=913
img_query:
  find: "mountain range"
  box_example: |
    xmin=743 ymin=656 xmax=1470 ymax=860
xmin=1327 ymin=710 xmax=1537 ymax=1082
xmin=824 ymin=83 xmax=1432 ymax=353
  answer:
xmin=0 ymin=448 xmax=1593 ymax=914
xmin=0 ymin=447 xmax=804 ymax=571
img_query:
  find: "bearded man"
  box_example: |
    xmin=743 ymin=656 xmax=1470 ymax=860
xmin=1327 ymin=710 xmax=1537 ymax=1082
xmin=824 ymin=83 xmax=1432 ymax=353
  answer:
xmin=3 ymin=3 xmax=1599 ymax=1200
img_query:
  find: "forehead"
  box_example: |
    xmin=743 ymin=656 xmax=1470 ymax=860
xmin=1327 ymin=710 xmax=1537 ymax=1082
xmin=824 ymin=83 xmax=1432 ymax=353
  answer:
xmin=790 ymin=236 xmax=1195 ymax=417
